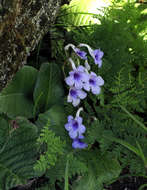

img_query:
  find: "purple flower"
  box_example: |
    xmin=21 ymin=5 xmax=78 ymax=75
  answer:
xmin=64 ymin=44 xmax=87 ymax=60
xmin=65 ymin=116 xmax=86 ymax=139
xmin=65 ymin=65 xmax=89 ymax=89
xmin=78 ymin=44 xmax=104 ymax=68
xmin=83 ymin=72 xmax=104 ymax=95
xmin=74 ymin=48 xmax=87 ymax=60
xmin=67 ymin=87 xmax=87 ymax=107
xmin=93 ymin=49 xmax=104 ymax=68
xmin=72 ymin=135 xmax=88 ymax=149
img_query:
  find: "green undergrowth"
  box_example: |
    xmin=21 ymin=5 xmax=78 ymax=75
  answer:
xmin=0 ymin=0 xmax=146 ymax=189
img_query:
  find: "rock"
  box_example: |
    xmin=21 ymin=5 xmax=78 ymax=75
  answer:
xmin=0 ymin=0 xmax=61 ymax=91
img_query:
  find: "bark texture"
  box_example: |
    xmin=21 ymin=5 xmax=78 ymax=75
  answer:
xmin=0 ymin=0 xmax=61 ymax=91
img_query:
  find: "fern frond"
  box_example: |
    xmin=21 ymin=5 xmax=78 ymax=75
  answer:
xmin=34 ymin=119 xmax=65 ymax=173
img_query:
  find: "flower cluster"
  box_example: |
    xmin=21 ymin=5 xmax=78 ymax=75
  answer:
xmin=65 ymin=44 xmax=104 ymax=107
xmin=65 ymin=108 xmax=87 ymax=149
xmin=64 ymin=43 xmax=104 ymax=149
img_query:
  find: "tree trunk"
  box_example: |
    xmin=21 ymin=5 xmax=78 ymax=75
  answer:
xmin=0 ymin=0 xmax=61 ymax=91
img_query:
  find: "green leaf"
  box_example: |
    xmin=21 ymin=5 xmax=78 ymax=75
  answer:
xmin=104 ymin=135 xmax=147 ymax=168
xmin=95 ymin=153 xmax=121 ymax=185
xmin=72 ymin=169 xmax=98 ymax=190
xmin=0 ymin=66 xmax=38 ymax=118
xmin=73 ymin=151 xmax=121 ymax=190
xmin=135 ymin=141 xmax=147 ymax=168
xmin=0 ymin=117 xmax=9 ymax=152
xmin=0 ymin=117 xmax=38 ymax=190
xmin=61 ymin=0 xmax=110 ymax=26
xmin=34 ymin=119 xmax=65 ymax=174
xmin=139 ymin=183 xmax=147 ymax=190
xmin=120 ymin=105 xmax=147 ymax=132
xmin=36 ymin=105 xmax=66 ymax=134
xmin=46 ymin=153 xmax=88 ymax=185
xmin=33 ymin=63 xmax=64 ymax=112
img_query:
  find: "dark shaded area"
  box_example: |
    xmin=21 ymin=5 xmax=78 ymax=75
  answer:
xmin=9 ymin=175 xmax=49 ymax=190
xmin=106 ymin=176 xmax=147 ymax=190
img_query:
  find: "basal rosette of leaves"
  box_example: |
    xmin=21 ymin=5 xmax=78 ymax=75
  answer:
xmin=0 ymin=62 xmax=66 ymax=188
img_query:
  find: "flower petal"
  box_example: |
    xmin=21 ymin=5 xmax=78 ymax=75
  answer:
xmin=72 ymin=139 xmax=79 ymax=148
xmin=78 ymin=141 xmax=88 ymax=149
xmin=91 ymin=86 xmax=101 ymax=95
xmin=72 ymin=139 xmax=87 ymax=149
xmin=72 ymin=98 xmax=80 ymax=107
xmin=75 ymin=81 xmax=83 ymax=89
xmin=75 ymin=48 xmax=87 ymax=60
xmin=65 ymin=123 xmax=71 ymax=131
xmin=77 ymin=89 xmax=87 ymax=99
xmin=96 ymin=76 xmax=104 ymax=86
xmin=65 ymin=76 xmax=74 ymax=86
xmin=97 ymin=59 xmax=102 ymax=68
xmin=78 ymin=134 xmax=84 ymax=139
xmin=90 ymin=71 xmax=97 ymax=77
xmin=77 ymin=65 xmax=85 ymax=72
xmin=81 ymin=72 xmax=89 ymax=82
xmin=78 ymin=124 xmax=86 ymax=134
xmin=67 ymin=95 xmax=72 ymax=102
xmin=76 ymin=116 xmax=83 ymax=125
xmin=69 ymin=130 xmax=78 ymax=139
xmin=68 ymin=115 xmax=73 ymax=122
xmin=83 ymin=82 xmax=90 ymax=91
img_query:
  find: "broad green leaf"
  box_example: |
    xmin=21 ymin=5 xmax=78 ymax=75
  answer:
xmin=33 ymin=63 xmax=64 ymax=112
xmin=0 ymin=166 xmax=22 ymax=190
xmin=0 ymin=117 xmax=38 ymax=190
xmin=61 ymin=0 xmax=110 ymax=26
xmin=95 ymin=153 xmax=121 ymax=185
xmin=72 ymin=169 xmax=98 ymax=190
xmin=72 ymin=151 xmax=121 ymax=190
xmin=36 ymin=105 xmax=66 ymax=135
xmin=0 ymin=66 xmax=38 ymax=118
xmin=0 ymin=117 xmax=9 ymax=151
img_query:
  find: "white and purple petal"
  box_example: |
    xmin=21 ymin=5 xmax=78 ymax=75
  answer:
xmin=74 ymin=48 xmax=87 ymax=60
xmin=72 ymin=98 xmax=80 ymax=107
xmin=69 ymin=130 xmax=78 ymax=139
xmin=75 ymin=80 xmax=83 ymax=89
xmin=96 ymin=76 xmax=104 ymax=86
xmin=68 ymin=115 xmax=73 ymax=122
xmin=83 ymin=82 xmax=90 ymax=91
xmin=77 ymin=89 xmax=87 ymax=99
xmin=91 ymin=85 xmax=101 ymax=95
xmin=76 ymin=116 xmax=83 ymax=125
xmin=65 ymin=123 xmax=71 ymax=131
xmin=78 ymin=124 xmax=86 ymax=134
xmin=65 ymin=76 xmax=74 ymax=86
xmin=72 ymin=139 xmax=88 ymax=149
